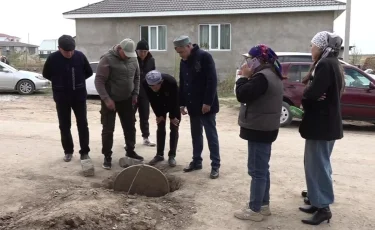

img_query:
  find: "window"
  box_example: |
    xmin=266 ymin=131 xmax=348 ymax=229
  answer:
xmin=287 ymin=65 xmax=311 ymax=83
xmin=140 ymin=25 xmax=167 ymax=51
xmin=90 ymin=63 xmax=98 ymax=73
xmin=199 ymin=24 xmax=231 ymax=50
xmin=280 ymin=56 xmax=313 ymax=63
xmin=344 ymin=68 xmax=371 ymax=88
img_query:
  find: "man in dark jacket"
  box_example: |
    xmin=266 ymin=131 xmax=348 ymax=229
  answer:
xmin=173 ymin=35 xmax=220 ymax=179
xmin=42 ymin=35 xmax=93 ymax=162
xmin=133 ymin=39 xmax=156 ymax=147
xmin=95 ymin=38 xmax=143 ymax=170
xmin=143 ymin=70 xmax=180 ymax=167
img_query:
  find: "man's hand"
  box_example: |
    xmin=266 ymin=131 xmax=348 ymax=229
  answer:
xmin=170 ymin=117 xmax=180 ymax=127
xmin=132 ymin=95 xmax=138 ymax=105
xmin=104 ymin=98 xmax=115 ymax=111
xmin=202 ymin=104 xmax=211 ymax=114
xmin=180 ymin=106 xmax=187 ymax=115
xmin=156 ymin=116 xmax=165 ymax=124
xmin=318 ymin=93 xmax=327 ymax=101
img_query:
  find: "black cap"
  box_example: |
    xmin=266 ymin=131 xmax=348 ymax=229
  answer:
xmin=136 ymin=39 xmax=149 ymax=50
xmin=58 ymin=35 xmax=76 ymax=51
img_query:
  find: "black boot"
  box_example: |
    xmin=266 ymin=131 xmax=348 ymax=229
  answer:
xmin=304 ymin=196 xmax=311 ymax=205
xmin=302 ymin=207 xmax=332 ymax=225
xmin=183 ymin=162 xmax=202 ymax=172
xmin=149 ymin=155 xmax=164 ymax=165
xmin=126 ymin=150 xmax=144 ymax=161
xmin=301 ymin=190 xmax=308 ymax=198
xmin=299 ymin=205 xmax=318 ymax=214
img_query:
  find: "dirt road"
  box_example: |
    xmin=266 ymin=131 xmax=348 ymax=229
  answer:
xmin=0 ymin=94 xmax=374 ymax=230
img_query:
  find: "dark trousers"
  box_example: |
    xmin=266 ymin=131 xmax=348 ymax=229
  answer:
xmin=133 ymin=95 xmax=150 ymax=138
xmin=156 ymin=113 xmax=180 ymax=157
xmin=189 ymin=113 xmax=220 ymax=169
xmin=247 ymin=141 xmax=272 ymax=212
xmin=55 ymin=100 xmax=90 ymax=155
xmin=100 ymin=97 xmax=136 ymax=157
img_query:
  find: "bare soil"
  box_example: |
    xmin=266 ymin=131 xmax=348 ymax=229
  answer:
xmin=0 ymin=93 xmax=374 ymax=230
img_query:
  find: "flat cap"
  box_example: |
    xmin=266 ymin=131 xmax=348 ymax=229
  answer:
xmin=173 ymin=35 xmax=191 ymax=47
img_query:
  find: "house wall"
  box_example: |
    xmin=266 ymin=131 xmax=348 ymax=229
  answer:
xmin=75 ymin=11 xmax=334 ymax=80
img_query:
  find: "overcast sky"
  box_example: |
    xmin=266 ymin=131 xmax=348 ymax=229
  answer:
xmin=2 ymin=0 xmax=373 ymax=53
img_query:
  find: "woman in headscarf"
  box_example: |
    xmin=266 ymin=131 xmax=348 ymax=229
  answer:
xmin=233 ymin=44 xmax=284 ymax=222
xmin=298 ymin=31 xmax=344 ymax=225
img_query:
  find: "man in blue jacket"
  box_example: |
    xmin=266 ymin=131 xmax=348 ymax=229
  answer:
xmin=173 ymin=36 xmax=220 ymax=179
xmin=42 ymin=35 xmax=93 ymax=162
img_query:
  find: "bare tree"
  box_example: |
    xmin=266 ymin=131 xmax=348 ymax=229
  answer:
xmin=350 ymin=45 xmax=362 ymax=66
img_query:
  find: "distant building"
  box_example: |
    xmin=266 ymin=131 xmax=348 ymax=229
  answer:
xmin=0 ymin=33 xmax=20 ymax=42
xmin=39 ymin=39 xmax=58 ymax=59
xmin=0 ymin=41 xmax=38 ymax=56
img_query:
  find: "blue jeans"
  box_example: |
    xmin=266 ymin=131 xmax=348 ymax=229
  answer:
xmin=189 ymin=113 xmax=220 ymax=169
xmin=247 ymin=141 xmax=272 ymax=212
xmin=304 ymin=140 xmax=335 ymax=208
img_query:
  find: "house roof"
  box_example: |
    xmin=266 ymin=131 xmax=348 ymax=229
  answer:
xmin=0 ymin=41 xmax=38 ymax=48
xmin=0 ymin=33 xmax=20 ymax=39
xmin=39 ymin=39 xmax=58 ymax=51
xmin=63 ymin=0 xmax=346 ymax=19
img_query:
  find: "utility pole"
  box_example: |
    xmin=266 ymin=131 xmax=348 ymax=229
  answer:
xmin=343 ymin=0 xmax=352 ymax=62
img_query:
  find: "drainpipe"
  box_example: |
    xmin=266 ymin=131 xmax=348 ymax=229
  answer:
xmin=343 ymin=0 xmax=351 ymax=62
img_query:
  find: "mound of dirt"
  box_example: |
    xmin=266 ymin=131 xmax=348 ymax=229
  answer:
xmin=0 ymin=170 xmax=194 ymax=230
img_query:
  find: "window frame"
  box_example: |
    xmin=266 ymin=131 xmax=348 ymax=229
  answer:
xmin=343 ymin=67 xmax=372 ymax=89
xmin=139 ymin=25 xmax=167 ymax=51
xmin=198 ymin=23 xmax=231 ymax=51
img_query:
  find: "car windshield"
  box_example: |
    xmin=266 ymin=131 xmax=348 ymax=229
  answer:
xmin=0 ymin=62 xmax=18 ymax=72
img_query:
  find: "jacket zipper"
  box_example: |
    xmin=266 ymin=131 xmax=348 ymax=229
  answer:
xmin=72 ymin=67 xmax=75 ymax=90
xmin=244 ymin=104 xmax=248 ymax=118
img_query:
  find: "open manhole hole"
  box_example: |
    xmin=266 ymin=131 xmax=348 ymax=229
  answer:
xmin=94 ymin=164 xmax=183 ymax=197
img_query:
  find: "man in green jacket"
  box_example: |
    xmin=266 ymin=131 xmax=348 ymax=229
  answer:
xmin=95 ymin=38 xmax=144 ymax=169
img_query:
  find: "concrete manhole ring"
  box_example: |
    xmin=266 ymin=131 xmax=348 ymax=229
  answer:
xmin=113 ymin=164 xmax=170 ymax=197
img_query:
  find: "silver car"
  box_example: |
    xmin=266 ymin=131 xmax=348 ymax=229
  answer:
xmin=0 ymin=61 xmax=50 ymax=95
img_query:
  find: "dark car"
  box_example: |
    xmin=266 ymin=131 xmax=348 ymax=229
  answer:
xmin=281 ymin=62 xmax=375 ymax=126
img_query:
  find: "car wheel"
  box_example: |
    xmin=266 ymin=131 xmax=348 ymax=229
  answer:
xmin=280 ymin=102 xmax=293 ymax=127
xmin=17 ymin=80 xmax=35 ymax=95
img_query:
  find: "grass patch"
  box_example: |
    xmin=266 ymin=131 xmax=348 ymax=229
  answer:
xmin=218 ymin=75 xmax=236 ymax=98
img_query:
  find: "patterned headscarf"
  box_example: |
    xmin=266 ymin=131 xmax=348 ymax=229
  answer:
xmin=311 ymin=31 xmax=343 ymax=60
xmin=248 ymin=44 xmax=282 ymax=77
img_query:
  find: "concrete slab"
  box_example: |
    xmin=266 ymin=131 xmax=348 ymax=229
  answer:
xmin=81 ymin=159 xmax=95 ymax=177
xmin=113 ymin=164 xmax=170 ymax=197
xmin=118 ymin=157 xmax=143 ymax=168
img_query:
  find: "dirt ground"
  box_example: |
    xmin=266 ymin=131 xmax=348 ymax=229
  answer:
xmin=0 ymin=93 xmax=374 ymax=230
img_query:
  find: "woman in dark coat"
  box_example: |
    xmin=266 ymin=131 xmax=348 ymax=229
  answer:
xmin=298 ymin=31 xmax=344 ymax=225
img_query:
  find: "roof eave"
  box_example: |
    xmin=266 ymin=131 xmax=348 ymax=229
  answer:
xmin=63 ymin=5 xmax=346 ymax=19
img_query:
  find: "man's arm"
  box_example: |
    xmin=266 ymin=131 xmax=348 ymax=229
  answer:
xmin=203 ymin=53 xmax=217 ymax=106
xmin=94 ymin=56 xmax=111 ymax=101
xmin=235 ymin=74 xmax=268 ymax=104
xmin=178 ymin=62 xmax=186 ymax=107
xmin=169 ymin=80 xmax=180 ymax=119
xmin=151 ymin=58 xmax=156 ymax=71
xmin=82 ymin=54 xmax=93 ymax=79
xmin=42 ymin=56 xmax=52 ymax=81
xmin=132 ymin=61 xmax=140 ymax=96
xmin=303 ymin=61 xmax=332 ymax=100
xmin=143 ymin=80 xmax=163 ymax=117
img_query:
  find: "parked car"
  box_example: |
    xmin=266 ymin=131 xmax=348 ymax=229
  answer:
xmin=234 ymin=52 xmax=351 ymax=95
xmin=86 ymin=61 xmax=99 ymax=96
xmin=0 ymin=61 xmax=50 ymax=95
xmin=281 ymin=62 xmax=375 ymax=126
